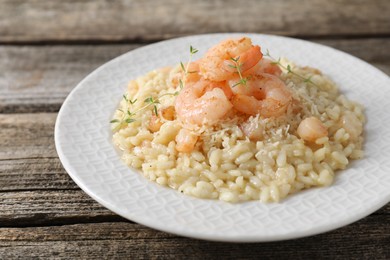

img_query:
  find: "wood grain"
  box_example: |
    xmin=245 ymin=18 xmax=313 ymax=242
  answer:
xmin=0 ymin=44 xmax=140 ymax=113
xmin=0 ymin=219 xmax=389 ymax=258
xmin=0 ymin=0 xmax=389 ymax=43
xmin=0 ymin=113 xmax=57 ymax=159
xmin=1 ymin=38 xmax=389 ymax=113
xmin=0 ymin=157 xmax=77 ymax=191
xmin=0 ymin=190 xmax=124 ymax=227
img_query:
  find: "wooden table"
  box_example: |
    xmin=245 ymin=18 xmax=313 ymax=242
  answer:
xmin=1 ymin=1 xmax=389 ymax=258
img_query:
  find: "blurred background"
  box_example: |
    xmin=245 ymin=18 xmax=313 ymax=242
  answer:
xmin=0 ymin=0 xmax=389 ymax=258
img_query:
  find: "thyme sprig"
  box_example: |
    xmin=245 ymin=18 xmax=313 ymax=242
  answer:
xmin=111 ymin=92 xmax=178 ymax=131
xmin=111 ymin=45 xmax=197 ymax=131
xmin=228 ymin=57 xmax=249 ymax=88
xmin=263 ymin=49 xmax=319 ymax=87
xmin=179 ymin=45 xmax=198 ymax=89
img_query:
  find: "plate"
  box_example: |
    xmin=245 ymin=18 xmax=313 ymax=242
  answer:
xmin=55 ymin=33 xmax=390 ymax=242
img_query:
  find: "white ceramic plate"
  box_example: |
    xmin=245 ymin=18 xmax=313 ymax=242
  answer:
xmin=55 ymin=33 xmax=390 ymax=242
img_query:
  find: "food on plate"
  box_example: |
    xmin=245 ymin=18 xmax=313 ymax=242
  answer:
xmin=111 ymin=37 xmax=365 ymax=203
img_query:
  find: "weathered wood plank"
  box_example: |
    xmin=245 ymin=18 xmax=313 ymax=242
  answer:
xmin=0 ymin=190 xmax=124 ymax=227
xmin=1 ymin=38 xmax=389 ymax=113
xmin=0 ymin=219 xmax=389 ymax=258
xmin=0 ymin=157 xmax=77 ymax=191
xmin=0 ymin=0 xmax=389 ymax=43
xmin=0 ymin=222 xmax=171 ymax=241
xmin=0 ymin=44 xmax=140 ymax=113
xmin=0 ymin=113 xmax=57 ymax=159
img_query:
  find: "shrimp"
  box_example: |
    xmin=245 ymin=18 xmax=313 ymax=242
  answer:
xmin=257 ymin=59 xmax=282 ymax=75
xmin=184 ymin=61 xmax=202 ymax=83
xmin=244 ymin=58 xmax=282 ymax=76
xmin=148 ymin=115 xmax=163 ymax=133
xmin=297 ymin=117 xmax=328 ymax=142
xmin=160 ymin=106 xmax=176 ymax=121
xmin=169 ymin=61 xmax=201 ymax=86
xmin=147 ymin=106 xmax=176 ymax=133
xmin=231 ymin=74 xmax=292 ymax=117
xmin=175 ymin=79 xmax=233 ymax=125
xmin=203 ymin=80 xmax=234 ymax=100
xmin=175 ymin=128 xmax=198 ymax=153
xmin=240 ymin=119 xmax=263 ymax=141
xmin=199 ymin=37 xmax=263 ymax=82
xmin=228 ymin=75 xmax=267 ymax=100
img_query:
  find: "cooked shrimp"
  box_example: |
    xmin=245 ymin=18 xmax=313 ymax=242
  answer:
xmin=148 ymin=106 xmax=176 ymax=132
xmin=240 ymin=119 xmax=263 ymax=141
xmin=199 ymin=37 xmax=263 ymax=81
xmin=169 ymin=61 xmax=201 ymax=86
xmin=160 ymin=106 xmax=176 ymax=121
xmin=148 ymin=115 xmax=163 ymax=133
xmin=297 ymin=117 xmax=328 ymax=142
xmin=228 ymin=75 xmax=266 ymax=100
xmin=203 ymin=81 xmax=234 ymax=100
xmin=257 ymin=59 xmax=282 ymax=75
xmin=185 ymin=61 xmax=202 ymax=83
xmin=175 ymin=128 xmax=198 ymax=153
xmin=175 ymin=80 xmax=233 ymax=125
xmin=244 ymin=58 xmax=282 ymax=76
xmin=231 ymin=74 xmax=292 ymax=117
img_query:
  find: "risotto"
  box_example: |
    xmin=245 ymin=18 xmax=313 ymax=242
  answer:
xmin=111 ymin=37 xmax=365 ymax=203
